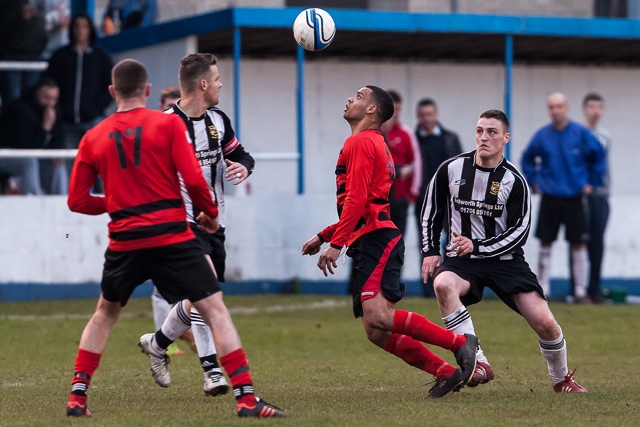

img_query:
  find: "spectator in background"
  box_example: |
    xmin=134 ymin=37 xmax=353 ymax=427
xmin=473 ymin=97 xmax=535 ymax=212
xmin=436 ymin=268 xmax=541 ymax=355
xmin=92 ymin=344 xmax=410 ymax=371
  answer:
xmin=47 ymin=13 xmax=113 ymax=152
xmin=578 ymin=92 xmax=611 ymax=303
xmin=414 ymin=98 xmax=463 ymax=297
xmin=0 ymin=0 xmax=47 ymax=110
xmin=381 ymin=90 xmax=421 ymax=238
xmin=158 ymin=85 xmax=180 ymax=111
xmin=0 ymin=77 xmax=67 ymax=194
xmin=521 ymin=92 xmax=606 ymax=303
xmin=38 ymin=0 xmax=71 ymax=60
xmin=103 ymin=0 xmax=158 ymax=34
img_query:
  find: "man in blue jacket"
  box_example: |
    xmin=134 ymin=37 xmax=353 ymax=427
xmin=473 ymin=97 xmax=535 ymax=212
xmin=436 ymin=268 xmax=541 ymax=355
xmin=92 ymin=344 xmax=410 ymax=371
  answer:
xmin=521 ymin=92 xmax=606 ymax=303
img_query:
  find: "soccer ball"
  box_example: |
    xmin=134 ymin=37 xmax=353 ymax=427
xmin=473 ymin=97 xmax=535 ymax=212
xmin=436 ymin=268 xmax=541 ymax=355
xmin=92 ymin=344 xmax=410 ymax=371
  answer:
xmin=292 ymin=8 xmax=336 ymax=51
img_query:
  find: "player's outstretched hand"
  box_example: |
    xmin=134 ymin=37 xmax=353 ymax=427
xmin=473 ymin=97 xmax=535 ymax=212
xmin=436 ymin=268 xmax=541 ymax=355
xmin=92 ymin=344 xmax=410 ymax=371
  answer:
xmin=301 ymin=235 xmax=322 ymax=256
xmin=317 ymin=246 xmax=341 ymax=277
xmin=196 ymin=212 xmax=220 ymax=234
xmin=224 ymin=159 xmax=248 ymax=185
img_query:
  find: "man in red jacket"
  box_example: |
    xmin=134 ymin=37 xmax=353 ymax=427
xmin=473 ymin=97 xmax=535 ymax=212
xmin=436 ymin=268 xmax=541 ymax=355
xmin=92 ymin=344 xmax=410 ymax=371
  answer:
xmin=65 ymin=59 xmax=284 ymax=419
xmin=302 ymin=85 xmax=478 ymax=399
xmin=382 ymin=90 xmax=421 ymax=237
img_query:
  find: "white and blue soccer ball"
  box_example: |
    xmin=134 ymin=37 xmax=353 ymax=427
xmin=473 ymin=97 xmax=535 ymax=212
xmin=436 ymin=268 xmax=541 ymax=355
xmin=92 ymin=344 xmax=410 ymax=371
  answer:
xmin=292 ymin=8 xmax=336 ymax=51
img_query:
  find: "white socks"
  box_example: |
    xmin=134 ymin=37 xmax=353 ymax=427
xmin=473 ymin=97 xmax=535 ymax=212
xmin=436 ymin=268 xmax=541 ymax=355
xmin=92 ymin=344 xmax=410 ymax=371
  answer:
xmin=537 ymin=247 xmax=552 ymax=295
xmin=155 ymin=300 xmax=218 ymax=360
xmin=442 ymin=306 xmax=488 ymax=363
xmin=538 ymin=329 xmax=568 ymax=384
xmin=571 ymin=247 xmax=589 ymax=298
xmin=190 ymin=308 xmax=217 ymax=358
xmin=159 ymin=300 xmax=191 ymax=341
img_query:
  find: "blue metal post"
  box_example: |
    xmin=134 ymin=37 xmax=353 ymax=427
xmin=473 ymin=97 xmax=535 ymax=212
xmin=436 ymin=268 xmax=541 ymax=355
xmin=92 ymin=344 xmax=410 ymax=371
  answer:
xmin=504 ymin=34 xmax=513 ymax=160
xmin=233 ymin=27 xmax=241 ymax=141
xmin=296 ymin=44 xmax=305 ymax=194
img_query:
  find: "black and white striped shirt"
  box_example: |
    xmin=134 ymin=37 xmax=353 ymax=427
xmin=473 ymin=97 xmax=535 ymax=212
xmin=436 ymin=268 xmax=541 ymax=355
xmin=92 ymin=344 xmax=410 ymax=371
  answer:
xmin=421 ymin=150 xmax=531 ymax=259
xmin=166 ymin=103 xmax=254 ymax=227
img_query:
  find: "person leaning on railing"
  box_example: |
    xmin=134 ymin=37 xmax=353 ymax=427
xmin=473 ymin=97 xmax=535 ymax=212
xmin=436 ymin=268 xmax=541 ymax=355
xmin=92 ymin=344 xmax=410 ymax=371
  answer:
xmin=0 ymin=77 xmax=67 ymax=195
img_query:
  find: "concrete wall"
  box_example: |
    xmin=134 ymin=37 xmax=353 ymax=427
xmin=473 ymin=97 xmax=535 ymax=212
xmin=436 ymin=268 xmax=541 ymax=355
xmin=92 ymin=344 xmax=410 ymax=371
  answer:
xmin=1 ymin=194 xmax=639 ymax=285
xmin=5 ymin=43 xmax=640 ymax=295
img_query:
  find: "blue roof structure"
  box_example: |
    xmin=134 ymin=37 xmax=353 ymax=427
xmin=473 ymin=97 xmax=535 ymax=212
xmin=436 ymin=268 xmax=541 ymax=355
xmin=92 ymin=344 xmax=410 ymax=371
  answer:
xmin=100 ymin=7 xmax=640 ymax=64
xmin=97 ymin=7 xmax=640 ymax=192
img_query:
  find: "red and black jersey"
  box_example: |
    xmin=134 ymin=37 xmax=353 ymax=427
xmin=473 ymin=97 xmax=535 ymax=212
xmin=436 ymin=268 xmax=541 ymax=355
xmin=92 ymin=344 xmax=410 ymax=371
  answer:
xmin=319 ymin=129 xmax=397 ymax=248
xmin=68 ymin=108 xmax=218 ymax=251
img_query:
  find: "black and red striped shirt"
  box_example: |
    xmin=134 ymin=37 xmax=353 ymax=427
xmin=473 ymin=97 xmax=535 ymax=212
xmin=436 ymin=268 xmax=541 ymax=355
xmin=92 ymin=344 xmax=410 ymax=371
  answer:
xmin=319 ymin=129 xmax=397 ymax=248
xmin=68 ymin=108 xmax=218 ymax=251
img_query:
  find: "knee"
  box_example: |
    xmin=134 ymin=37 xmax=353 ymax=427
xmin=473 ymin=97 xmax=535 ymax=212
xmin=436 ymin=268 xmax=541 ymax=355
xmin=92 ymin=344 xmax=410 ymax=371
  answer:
xmin=93 ymin=307 xmax=120 ymax=327
xmin=536 ymin=317 xmax=561 ymax=340
xmin=364 ymin=326 xmax=387 ymax=346
xmin=433 ymin=274 xmax=456 ymax=301
xmin=362 ymin=311 xmax=391 ymax=333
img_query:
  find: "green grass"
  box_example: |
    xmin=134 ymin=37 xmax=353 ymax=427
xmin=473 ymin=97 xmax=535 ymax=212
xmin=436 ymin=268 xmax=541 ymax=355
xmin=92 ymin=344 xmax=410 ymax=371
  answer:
xmin=0 ymin=295 xmax=639 ymax=426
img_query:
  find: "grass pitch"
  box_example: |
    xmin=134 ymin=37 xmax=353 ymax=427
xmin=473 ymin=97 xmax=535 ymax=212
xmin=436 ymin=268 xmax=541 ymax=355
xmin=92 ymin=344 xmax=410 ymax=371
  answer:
xmin=0 ymin=295 xmax=639 ymax=426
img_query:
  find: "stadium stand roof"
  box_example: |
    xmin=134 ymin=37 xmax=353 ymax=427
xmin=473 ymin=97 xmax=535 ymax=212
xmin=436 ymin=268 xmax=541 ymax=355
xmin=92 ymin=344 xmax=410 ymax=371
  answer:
xmin=100 ymin=7 xmax=640 ymax=65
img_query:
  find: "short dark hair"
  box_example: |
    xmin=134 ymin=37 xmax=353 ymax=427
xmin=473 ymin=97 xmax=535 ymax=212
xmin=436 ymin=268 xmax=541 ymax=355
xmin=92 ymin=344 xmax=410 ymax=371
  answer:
xmin=479 ymin=109 xmax=510 ymax=133
xmin=179 ymin=53 xmax=218 ymax=94
xmin=112 ymin=59 xmax=148 ymax=98
xmin=417 ymin=98 xmax=437 ymax=109
xmin=582 ymin=92 xmax=604 ymax=107
xmin=34 ymin=76 xmax=58 ymax=91
xmin=387 ymin=89 xmax=402 ymax=104
xmin=365 ymin=85 xmax=394 ymax=124
xmin=160 ymin=86 xmax=180 ymax=104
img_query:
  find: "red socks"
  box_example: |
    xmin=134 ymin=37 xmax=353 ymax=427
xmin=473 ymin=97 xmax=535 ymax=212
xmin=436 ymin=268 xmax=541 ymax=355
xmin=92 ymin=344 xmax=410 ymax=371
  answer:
xmin=219 ymin=348 xmax=257 ymax=408
xmin=384 ymin=333 xmax=456 ymax=378
xmin=392 ymin=310 xmax=466 ymax=351
xmin=69 ymin=348 xmax=102 ymax=404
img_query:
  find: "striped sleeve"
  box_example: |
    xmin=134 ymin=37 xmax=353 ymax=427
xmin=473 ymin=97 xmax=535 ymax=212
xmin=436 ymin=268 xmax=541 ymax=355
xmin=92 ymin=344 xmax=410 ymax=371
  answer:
xmin=421 ymin=158 xmax=451 ymax=256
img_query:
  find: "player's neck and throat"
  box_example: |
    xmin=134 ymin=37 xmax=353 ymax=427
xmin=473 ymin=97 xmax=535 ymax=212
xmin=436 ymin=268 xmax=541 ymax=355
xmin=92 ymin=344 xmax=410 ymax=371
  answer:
xmin=475 ymin=153 xmax=504 ymax=170
xmin=348 ymin=116 xmax=380 ymax=136
xmin=178 ymin=94 xmax=213 ymax=120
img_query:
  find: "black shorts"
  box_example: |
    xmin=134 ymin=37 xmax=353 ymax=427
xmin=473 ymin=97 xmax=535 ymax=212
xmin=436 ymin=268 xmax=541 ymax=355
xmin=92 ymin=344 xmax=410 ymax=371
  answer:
xmin=535 ymin=194 xmax=588 ymax=244
xmin=190 ymin=224 xmax=227 ymax=282
xmin=102 ymin=239 xmax=220 ymax=306
xmin=348 ymin=228 xmax=405 ymax=318
xmin=435 ymin=254 xmax=544 ymax=314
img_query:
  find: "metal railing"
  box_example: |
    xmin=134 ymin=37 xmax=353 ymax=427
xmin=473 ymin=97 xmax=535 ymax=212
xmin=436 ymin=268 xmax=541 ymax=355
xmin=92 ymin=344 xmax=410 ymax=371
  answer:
xmin=0 ymin=149 xmax=299 ymax=161
xmin=0 ymin=61 xmax=48 ymax=71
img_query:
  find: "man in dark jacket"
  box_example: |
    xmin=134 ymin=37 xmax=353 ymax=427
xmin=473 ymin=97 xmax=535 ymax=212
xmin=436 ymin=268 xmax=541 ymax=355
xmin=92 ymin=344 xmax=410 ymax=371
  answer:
xmin=0 ymin=0 xmax=47 ymax=110
xmin=0 ymin=77 xmax=67 ymax=194
xmin=46 ymin=12 xmax=113 ymax=151
xmin=414 ymin=98 xmax=464 ymax=297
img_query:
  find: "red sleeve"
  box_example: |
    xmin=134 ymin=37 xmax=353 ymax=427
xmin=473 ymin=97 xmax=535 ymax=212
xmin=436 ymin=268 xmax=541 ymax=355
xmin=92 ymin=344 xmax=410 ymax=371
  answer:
xmin=319 ymin=222 xmax=337 ymax=243
xmin=329 ymin=137 xmax=373 ymax=248
xmin=67 ymin=136 xmax=107 ymax=215
xmin=169 ymin=117 xmax=219 ymax=218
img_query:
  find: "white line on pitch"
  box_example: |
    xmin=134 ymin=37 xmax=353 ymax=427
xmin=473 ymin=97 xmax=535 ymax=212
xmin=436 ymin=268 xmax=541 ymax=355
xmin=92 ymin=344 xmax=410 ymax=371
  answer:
xmin=0 ymin=298 xmax=349 ymax=321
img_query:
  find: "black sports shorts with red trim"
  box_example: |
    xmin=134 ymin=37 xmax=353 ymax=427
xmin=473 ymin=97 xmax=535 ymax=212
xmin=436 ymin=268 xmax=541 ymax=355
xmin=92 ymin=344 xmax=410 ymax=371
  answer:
xmin=435 ymin=254 xmax=545 ymax=314
xmin=535 ymin=194 xmax=588 ymax=244
xmin=191 ymin=224 xmax=227 ymax=282
xmin=348 ymin=227 xmax=405 ymax=318
xmin=102 ymin=239 xmax=220 ymax=306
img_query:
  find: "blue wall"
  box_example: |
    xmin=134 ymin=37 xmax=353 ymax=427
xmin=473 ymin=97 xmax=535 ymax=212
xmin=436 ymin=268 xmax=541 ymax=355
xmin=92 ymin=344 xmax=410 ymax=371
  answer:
xmin=2 ymin=278 xmax=639 ymax=303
